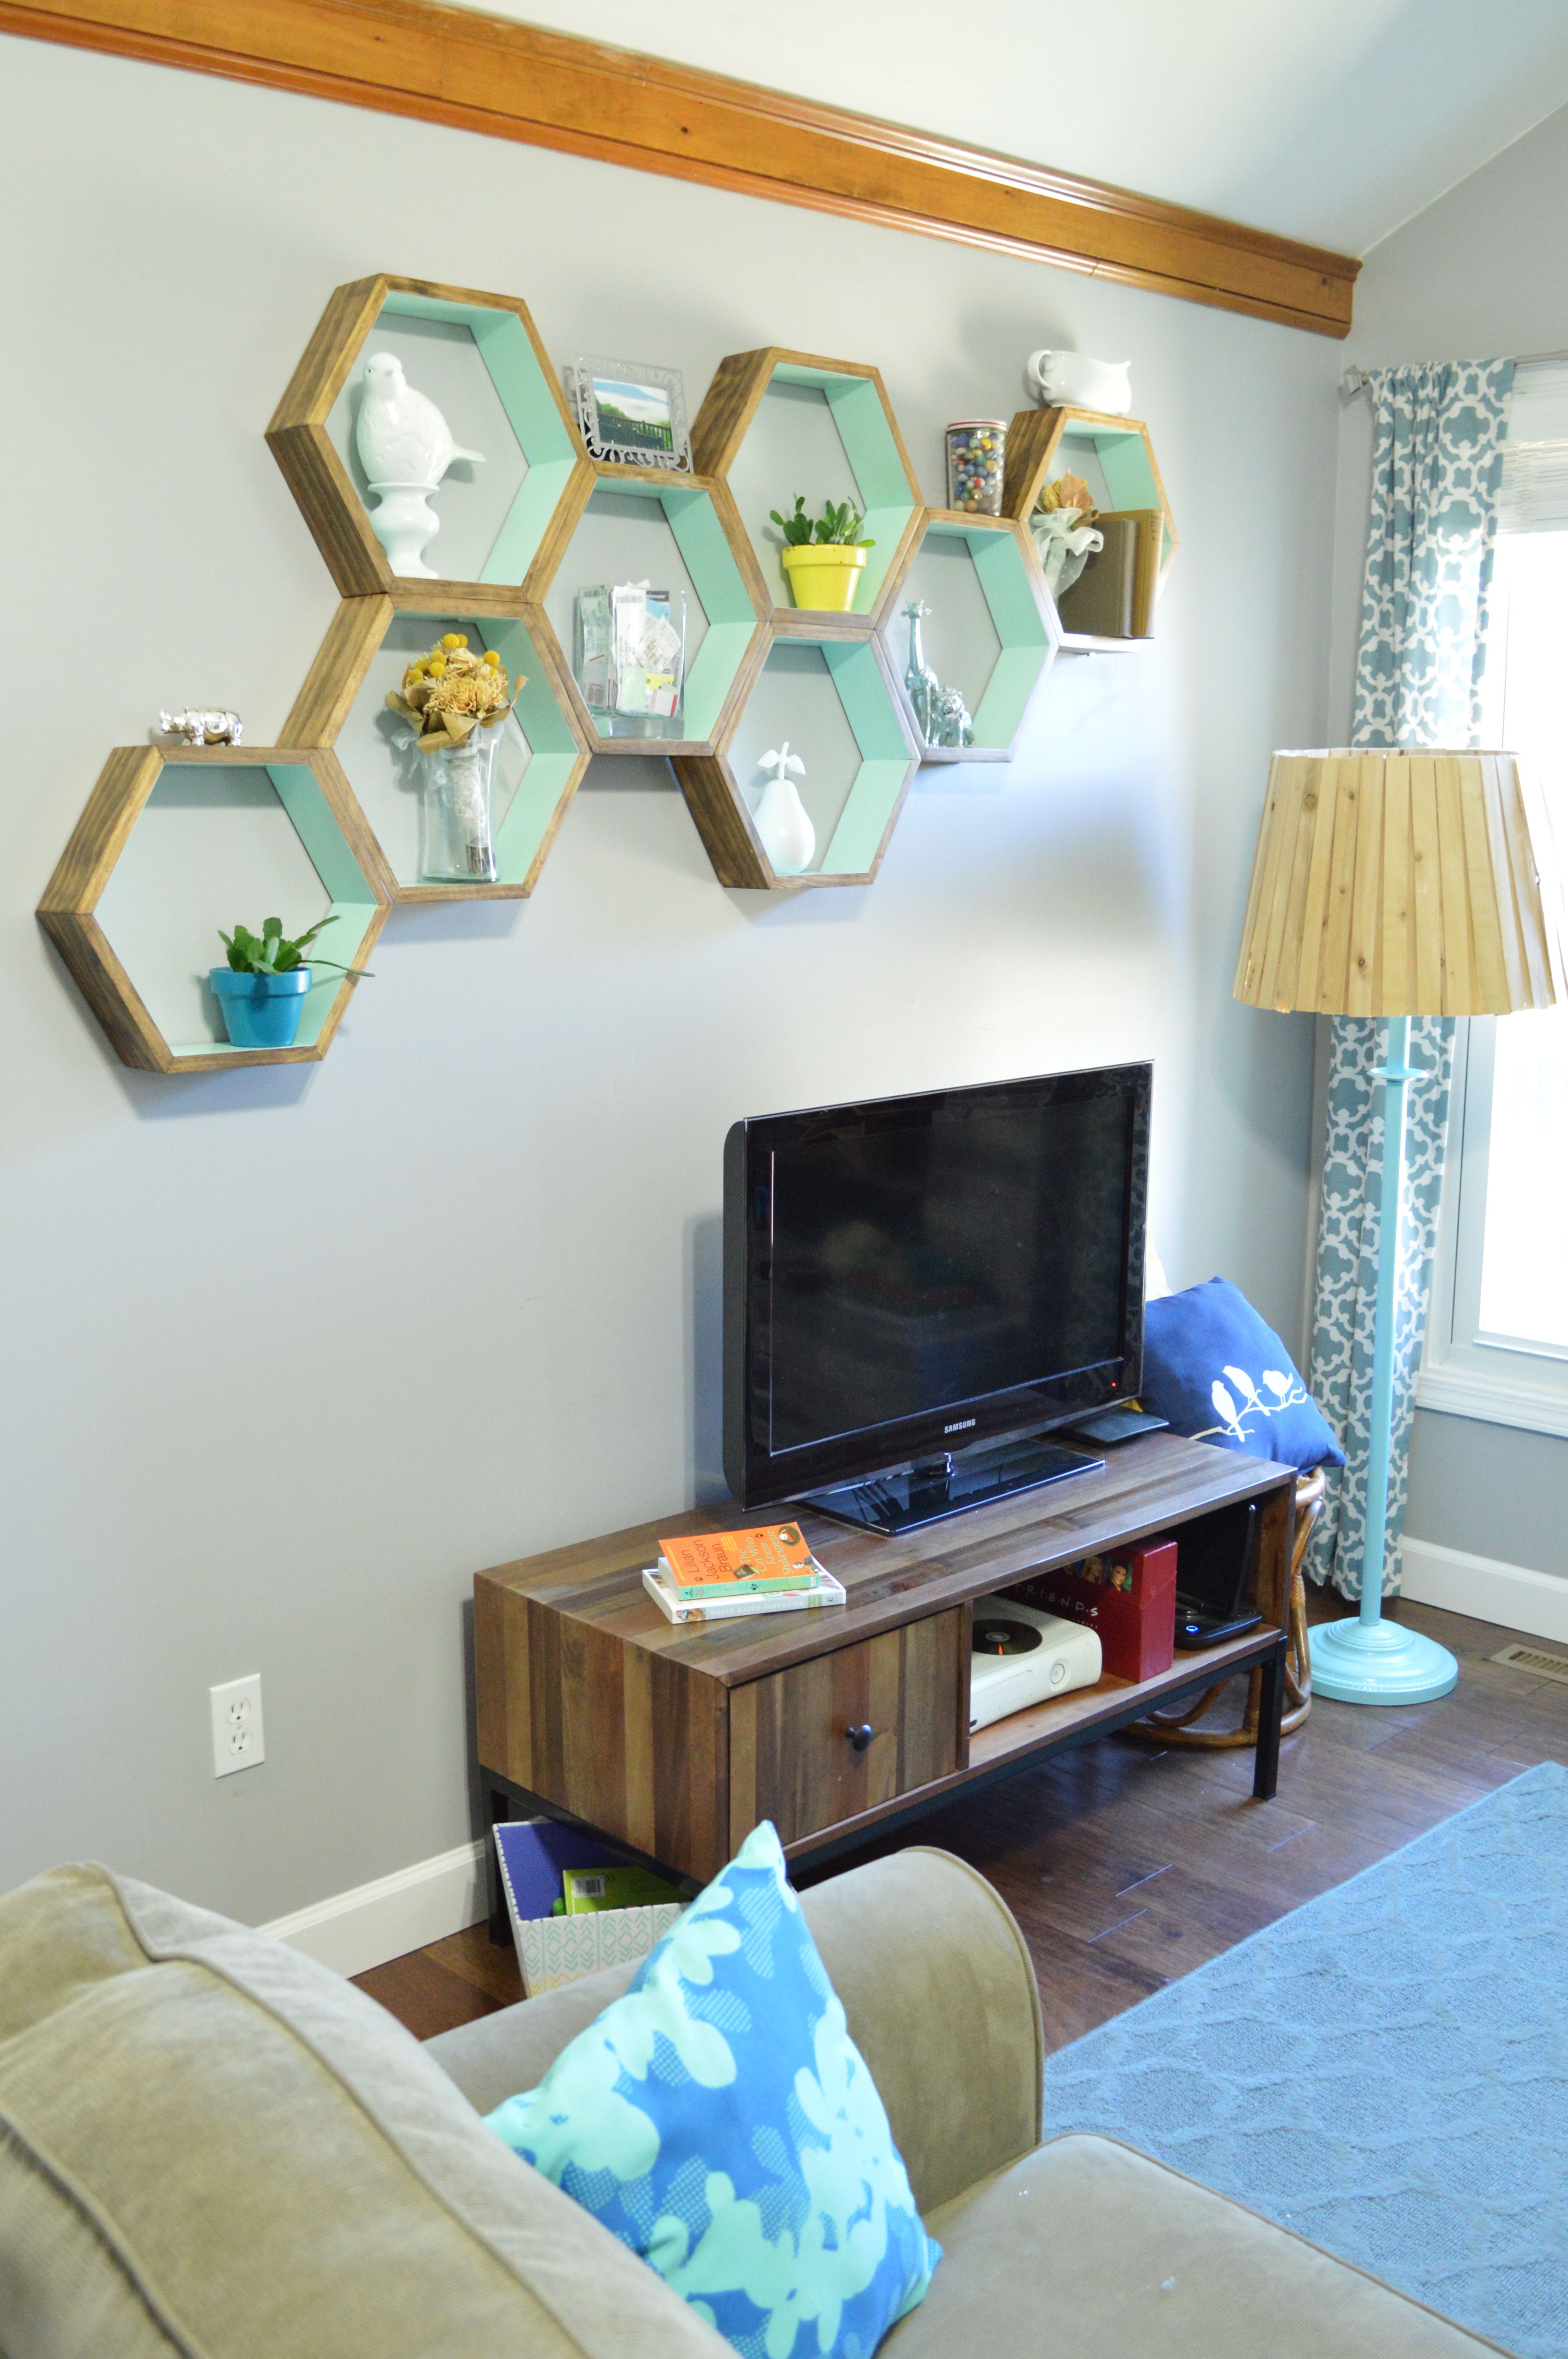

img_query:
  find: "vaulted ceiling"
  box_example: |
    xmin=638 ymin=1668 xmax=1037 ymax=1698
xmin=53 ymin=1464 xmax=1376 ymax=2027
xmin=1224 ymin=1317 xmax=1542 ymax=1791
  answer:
xmin=490 ymin=0 xmax=1568 ymax=254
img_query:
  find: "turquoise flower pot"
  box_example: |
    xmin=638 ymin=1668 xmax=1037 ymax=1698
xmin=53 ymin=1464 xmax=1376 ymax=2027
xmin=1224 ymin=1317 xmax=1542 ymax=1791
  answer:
xmin=210 ymin=966 xmax=311 ymax=1051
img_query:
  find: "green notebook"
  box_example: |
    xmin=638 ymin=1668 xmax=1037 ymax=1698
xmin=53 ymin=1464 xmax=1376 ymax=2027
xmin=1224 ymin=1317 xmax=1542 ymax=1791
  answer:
xmin=561 ymin=1864 xmax=686 ymax=1916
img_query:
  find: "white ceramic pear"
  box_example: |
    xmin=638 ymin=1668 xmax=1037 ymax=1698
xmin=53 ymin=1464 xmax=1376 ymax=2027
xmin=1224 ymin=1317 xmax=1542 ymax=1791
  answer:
xmin=755 ymin=742 xmax=814 ymax=876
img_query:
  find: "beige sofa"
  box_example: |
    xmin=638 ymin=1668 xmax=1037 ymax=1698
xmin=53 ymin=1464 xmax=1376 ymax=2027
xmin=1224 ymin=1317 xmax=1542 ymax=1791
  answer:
xmin=0 ymin=1849 xmax=1510 ymax=2358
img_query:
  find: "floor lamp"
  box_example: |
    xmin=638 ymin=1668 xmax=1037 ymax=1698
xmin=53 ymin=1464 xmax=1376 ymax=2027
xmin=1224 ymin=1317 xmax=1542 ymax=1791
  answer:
xmin=1235 ymin=749 xmax=1566 ymax=1705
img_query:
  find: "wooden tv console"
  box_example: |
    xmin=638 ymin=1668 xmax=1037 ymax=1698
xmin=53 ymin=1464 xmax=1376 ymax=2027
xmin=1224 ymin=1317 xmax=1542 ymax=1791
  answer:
xmin=474 ymin=1434 xmax=1295 ymax=1917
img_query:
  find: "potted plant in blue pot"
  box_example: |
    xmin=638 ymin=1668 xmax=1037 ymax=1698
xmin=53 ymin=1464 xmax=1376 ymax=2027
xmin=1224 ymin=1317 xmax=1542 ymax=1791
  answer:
xmin=210 ymin=915 xmax=370 ymax=1051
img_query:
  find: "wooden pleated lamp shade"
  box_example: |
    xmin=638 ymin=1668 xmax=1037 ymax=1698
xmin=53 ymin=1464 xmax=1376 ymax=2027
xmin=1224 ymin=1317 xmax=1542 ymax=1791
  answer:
xmin=1234 ymin=748 xmax=1568 ymax=1017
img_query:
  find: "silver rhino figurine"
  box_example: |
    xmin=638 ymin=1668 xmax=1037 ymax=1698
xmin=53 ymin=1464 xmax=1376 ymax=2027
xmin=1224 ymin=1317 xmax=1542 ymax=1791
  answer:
xmin=159 ymin=708 xmax=244 ymax=747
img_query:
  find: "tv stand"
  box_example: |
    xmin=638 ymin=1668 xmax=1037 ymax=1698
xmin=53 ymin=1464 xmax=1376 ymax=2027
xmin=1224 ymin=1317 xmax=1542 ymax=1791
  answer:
xmin=802 ymin=1429 xmax=1104 ymax=1537
xmin=474 ymin=1433 xmax=1295 ymax=1902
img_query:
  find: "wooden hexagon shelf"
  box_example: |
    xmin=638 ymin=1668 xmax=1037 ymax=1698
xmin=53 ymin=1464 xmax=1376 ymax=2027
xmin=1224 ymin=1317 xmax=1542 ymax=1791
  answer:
xmin=267 ymin=273 xmax=592 ymax=601
xmin=1001 ymin=407 xmax=1178 ymax=652
xmin=692 ymin=349 xmax=922 ymax=626
xmin=875 ymin=513 xmax=1060 ymax=762
xmin=531 ymin=464 xmax=769 ymax=756
xmin=283 ymin=588 xmax=591 ymax=904
xmin=673 ymin=628 xmax=918 ymax=890
xmin=38 ymin=747 xmax=387 ymax=1072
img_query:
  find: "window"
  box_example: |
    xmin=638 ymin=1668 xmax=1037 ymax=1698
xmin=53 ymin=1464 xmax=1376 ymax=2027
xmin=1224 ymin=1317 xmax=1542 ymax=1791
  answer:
xmin=1420 ymin=383 xmax=1568 ymax=1436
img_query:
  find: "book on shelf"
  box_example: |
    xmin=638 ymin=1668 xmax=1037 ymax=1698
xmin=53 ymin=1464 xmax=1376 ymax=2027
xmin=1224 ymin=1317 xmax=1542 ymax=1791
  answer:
xmin=1057 ymin=514 xmax=1137 ymax=637
xmin=1096 ymin=507 xmax=1163 ymax=636
xmin=642 ymin=1563 xmax=847 ymax=1625
xmin=656 ymin=1520 xmax=822 ymax=1599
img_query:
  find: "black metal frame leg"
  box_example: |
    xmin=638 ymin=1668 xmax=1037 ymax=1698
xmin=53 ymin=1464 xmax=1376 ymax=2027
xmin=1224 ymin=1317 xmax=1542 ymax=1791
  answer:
xmin=484 ymin=1778 xmax=513 ymax=1944
xmin=1252 ymin=1633 xmax=1288 ymax=1799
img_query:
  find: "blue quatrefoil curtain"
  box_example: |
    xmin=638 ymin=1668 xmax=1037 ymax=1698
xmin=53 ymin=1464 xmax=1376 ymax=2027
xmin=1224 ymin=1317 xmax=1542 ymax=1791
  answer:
xmin=1308 ymin=360 xmax=1515 ymax=1600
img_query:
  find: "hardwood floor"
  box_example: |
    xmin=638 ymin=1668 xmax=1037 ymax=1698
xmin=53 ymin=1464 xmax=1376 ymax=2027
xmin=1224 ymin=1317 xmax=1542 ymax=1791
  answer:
xmin=353 ymin=1593 xmax=1568 ymax=2051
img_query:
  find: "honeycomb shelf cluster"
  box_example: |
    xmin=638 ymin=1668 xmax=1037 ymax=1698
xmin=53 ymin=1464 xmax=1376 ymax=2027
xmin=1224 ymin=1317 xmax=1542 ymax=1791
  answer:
xmin=39 ymin=273 xmax=1177 ymax=1072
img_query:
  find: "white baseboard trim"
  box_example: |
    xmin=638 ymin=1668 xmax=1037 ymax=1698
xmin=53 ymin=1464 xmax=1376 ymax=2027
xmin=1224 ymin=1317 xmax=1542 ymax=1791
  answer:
xmin=1401 ymin=1537 xmax=1568 ymax=1643
xmin=259 ymin=1838 xmax=488 ymax=1979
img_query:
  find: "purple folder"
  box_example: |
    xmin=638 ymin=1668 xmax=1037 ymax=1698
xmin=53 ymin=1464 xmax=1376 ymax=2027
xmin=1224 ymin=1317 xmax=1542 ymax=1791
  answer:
xmin=493 ymin=1818 xmax=633 ymax=1924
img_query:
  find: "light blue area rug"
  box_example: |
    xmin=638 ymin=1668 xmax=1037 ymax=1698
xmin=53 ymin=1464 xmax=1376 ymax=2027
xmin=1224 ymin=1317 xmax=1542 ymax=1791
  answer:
xmin=1044 ymin=1762 xmax=1568 ymax=2358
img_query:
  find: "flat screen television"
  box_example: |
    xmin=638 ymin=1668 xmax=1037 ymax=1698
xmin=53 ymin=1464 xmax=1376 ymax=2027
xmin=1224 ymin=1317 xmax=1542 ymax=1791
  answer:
xmin=723 ymin=1062 xmax=1152 ymax=1535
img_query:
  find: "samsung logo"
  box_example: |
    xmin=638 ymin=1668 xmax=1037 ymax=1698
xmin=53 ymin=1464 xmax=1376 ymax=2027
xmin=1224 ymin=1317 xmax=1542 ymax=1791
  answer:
xmin=943 ymin=1418 xmax=977 ymax=1434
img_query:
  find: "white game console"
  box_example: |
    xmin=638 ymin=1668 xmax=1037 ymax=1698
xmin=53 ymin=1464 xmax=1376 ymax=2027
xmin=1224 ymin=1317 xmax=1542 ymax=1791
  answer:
xmin=969 ymin=1595 xmax=1102 ymax=1732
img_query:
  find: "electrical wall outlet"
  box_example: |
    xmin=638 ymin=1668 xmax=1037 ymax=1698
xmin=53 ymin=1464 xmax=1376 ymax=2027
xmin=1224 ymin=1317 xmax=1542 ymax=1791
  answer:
xmin=210 ymin=1673 xmax=265 ymax=1777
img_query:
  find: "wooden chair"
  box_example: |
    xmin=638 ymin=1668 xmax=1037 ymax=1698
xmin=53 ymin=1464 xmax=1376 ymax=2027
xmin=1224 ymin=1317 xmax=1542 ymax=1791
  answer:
xmin=1133 ymin=1465 xmax=1327 ymax=1747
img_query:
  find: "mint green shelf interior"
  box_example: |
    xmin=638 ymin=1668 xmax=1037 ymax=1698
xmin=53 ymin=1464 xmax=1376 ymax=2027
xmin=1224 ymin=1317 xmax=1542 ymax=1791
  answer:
xmin=93 ymin=760 xmax=382 ymax=1061
xmin=821 ymin=639 xmax=915 ymax=871
xmin=893 ymin=519 xmax=1056 ymax=758
xmin=1054 ymin=421 xmax=1175 ymax=569
xmin=729 ymin=363 xmax=918 ymax=617
xmin=324 ymin=290 xmax=581 ymax=587
xmin=491 ymin=617 xmax=588 ymax=885
xmin=541 ymin=478 xmax=758 ymax=747
xmin=727 ymin=636 xmax=914 ymax=878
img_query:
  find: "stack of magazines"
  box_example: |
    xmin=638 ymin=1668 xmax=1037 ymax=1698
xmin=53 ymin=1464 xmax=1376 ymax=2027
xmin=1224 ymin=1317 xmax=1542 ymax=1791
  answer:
xmin=643 ymin=1521 xmax=846 ymax=1625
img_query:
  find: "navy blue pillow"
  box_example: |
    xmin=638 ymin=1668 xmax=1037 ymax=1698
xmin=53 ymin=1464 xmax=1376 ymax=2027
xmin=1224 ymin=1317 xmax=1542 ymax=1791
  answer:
xmin=1140 ymin=1278 xmax=1345 ymax=1473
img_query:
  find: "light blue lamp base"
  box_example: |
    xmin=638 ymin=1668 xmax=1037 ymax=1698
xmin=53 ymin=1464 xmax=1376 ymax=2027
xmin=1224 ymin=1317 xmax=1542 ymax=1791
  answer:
xmin=1315 ymin=1012 xmax=1459 ymax=1709
xmin=1310 ymin=1613 xmax=1457 ymax=1706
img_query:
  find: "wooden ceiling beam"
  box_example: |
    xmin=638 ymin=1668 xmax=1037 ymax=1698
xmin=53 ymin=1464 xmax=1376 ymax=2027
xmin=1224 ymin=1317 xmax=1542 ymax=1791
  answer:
xmin=0 ymin=0 xmax=1360 ymax=336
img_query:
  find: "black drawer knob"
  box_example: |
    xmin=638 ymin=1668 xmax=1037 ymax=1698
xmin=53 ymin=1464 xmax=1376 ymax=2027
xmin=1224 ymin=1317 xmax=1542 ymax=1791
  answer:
xmin=846 ymin=1723 xmax=874 ymax=1754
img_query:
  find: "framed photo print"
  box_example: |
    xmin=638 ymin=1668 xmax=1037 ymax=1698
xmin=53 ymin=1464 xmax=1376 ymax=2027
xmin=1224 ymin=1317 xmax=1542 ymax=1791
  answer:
xmin=572 ymin=358 xmax=692 ymax=471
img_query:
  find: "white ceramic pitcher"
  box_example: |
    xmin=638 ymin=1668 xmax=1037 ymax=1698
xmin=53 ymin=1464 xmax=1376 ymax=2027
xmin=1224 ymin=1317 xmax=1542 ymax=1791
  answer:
xmin=1025 ymin=352 xmax=1132 ymax=414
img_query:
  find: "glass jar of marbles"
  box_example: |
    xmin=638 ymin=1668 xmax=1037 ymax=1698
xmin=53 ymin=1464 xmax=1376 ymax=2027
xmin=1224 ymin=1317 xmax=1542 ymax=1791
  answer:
xmin=945 ymin=420 xmax=1007 ymax=515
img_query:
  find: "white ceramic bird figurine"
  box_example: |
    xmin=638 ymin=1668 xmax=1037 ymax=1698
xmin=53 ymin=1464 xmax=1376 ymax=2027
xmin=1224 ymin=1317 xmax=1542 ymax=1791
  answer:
xmin=354 ymin=353 xmax=485 ymax=487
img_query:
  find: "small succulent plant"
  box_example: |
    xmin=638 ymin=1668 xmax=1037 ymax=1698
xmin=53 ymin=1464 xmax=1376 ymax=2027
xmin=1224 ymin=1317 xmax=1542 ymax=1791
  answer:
xmin=769 ymin=495 xmax=875 ymax=549
xmin=219 ymin=916 xmax=372 ymax=979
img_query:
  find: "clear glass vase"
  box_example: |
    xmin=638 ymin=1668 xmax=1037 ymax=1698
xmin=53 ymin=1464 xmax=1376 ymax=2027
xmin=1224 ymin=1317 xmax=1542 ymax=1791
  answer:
xmin=422 ymin=729 xmax=498 ymax=883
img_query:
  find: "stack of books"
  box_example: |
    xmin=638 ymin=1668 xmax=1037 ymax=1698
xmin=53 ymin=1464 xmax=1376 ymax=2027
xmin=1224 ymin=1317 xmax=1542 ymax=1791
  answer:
xmin=1056 ymin=508 xmax=1163 ymax=638
xmin=643 ymin=1520 xmax=846 ymax=1625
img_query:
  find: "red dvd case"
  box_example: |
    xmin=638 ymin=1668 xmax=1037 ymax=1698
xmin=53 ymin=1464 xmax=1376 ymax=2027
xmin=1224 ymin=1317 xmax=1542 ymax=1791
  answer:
xmin=1007 ymin=1540 xmax=1178 ymax=1683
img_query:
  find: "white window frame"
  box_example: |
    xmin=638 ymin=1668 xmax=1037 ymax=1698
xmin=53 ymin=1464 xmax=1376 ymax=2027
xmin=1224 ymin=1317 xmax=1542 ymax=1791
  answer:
xmin=1419 ymin=1016 xmax=1568 ymax=1437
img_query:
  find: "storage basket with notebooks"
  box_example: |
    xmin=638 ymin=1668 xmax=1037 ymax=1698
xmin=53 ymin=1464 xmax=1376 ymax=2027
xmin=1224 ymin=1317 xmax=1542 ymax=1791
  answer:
xmin=493 ymin=1818 xmax=691 ymax=1996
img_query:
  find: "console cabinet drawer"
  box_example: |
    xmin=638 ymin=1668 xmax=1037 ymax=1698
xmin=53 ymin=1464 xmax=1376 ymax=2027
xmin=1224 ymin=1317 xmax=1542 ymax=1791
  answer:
xmin=727 ymin=1610 xmax=965 ymax=1852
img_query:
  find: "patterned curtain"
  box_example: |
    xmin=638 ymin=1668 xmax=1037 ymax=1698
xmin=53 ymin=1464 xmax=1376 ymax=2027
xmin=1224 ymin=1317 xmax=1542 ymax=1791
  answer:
xmin=1308 ymin=360 xmax=1514 ymax=1600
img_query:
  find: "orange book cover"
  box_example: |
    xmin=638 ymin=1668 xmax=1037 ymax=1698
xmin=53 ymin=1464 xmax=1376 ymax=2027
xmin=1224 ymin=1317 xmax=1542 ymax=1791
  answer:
xmin=657 ymin=1522 xmax=820 ymax=1599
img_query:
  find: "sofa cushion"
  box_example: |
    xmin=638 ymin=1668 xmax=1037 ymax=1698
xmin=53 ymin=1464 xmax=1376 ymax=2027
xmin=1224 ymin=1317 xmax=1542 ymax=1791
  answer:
xmin=0 ymin=1862 xmax=731 ymax=2359
xmin=885 ymin=2132 xmax=1509 ymax=2357
xmin=1140 ymin=1277 xmax=1346 ymax=1472
xmin=486 ymin=1821 xmax=940 ymax=2359
xmin=431 ymin=1846 xmax=1043 ymax=2220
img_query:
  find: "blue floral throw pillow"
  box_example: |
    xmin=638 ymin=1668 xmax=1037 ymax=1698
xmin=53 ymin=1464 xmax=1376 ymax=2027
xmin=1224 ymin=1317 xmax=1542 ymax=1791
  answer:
xmin=485 ymin=1820 xmax=939 ymax=2359
xmin=1141 ymin=1277 xmax=1346 ymax=1473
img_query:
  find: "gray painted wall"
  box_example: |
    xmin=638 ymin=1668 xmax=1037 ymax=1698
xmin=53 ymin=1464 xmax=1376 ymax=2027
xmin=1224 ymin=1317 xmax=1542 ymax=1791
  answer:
xmin=0 ymin=35 xmax=1336 ymax=1920
xmin=1403 ymin=1416 xmax=1568 ymax=1579
xmin=1329 ymin=99 xmax=1568 ymax=1585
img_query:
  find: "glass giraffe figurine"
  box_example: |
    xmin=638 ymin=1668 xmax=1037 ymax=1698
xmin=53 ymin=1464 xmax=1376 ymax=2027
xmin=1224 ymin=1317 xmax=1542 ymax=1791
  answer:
xmin=903 ymin=600 xmax=939 ymax=741
xmin=904 ymin=598 xmax=974 ymax=748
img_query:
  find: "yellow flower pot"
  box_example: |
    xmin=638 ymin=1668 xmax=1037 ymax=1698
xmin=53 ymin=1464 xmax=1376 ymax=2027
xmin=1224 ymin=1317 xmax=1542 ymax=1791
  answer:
xmin=781 ymin=543 xmax=868 ymax=613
